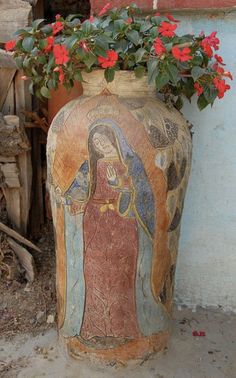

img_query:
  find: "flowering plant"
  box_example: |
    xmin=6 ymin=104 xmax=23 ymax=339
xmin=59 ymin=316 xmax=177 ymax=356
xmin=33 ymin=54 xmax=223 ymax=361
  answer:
xmin=5 ymin=3 xmax=232 ymax=109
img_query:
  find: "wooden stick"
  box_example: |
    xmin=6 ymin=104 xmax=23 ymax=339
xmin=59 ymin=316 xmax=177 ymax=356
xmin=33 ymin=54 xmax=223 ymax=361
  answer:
xmin=7 ymin=237 xmax=37 ymax=282
xmin=0 ymin=221 xmax=41 ymax=252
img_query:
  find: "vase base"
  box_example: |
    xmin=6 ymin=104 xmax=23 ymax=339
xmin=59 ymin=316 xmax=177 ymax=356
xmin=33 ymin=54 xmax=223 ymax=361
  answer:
xmin=66 ymin=331 xmax=170 ymax=363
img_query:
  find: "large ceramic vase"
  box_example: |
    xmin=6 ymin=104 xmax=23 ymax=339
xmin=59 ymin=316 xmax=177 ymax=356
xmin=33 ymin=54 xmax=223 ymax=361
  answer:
xmin=47 ymin=70 xmax=192 ymax=362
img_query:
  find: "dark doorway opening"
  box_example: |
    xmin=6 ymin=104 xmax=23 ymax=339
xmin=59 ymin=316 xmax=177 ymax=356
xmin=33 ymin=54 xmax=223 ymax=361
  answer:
xmin=43 ymin=0 xmax=91 ymax=22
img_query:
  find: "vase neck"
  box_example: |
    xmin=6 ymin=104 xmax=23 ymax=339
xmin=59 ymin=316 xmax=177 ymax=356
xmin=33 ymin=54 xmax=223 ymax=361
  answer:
xmin=82 ymin=70 xmax=156 ymax=98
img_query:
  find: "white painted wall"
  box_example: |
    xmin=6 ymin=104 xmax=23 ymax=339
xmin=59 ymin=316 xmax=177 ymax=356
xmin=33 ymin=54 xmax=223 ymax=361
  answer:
xmin=174 ymin=11 xmax=236 ymax=312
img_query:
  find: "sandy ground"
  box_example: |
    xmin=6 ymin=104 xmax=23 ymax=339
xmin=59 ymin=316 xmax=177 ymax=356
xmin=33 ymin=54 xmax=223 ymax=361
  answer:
xmin=0 ymin=306 xmax=236 ymax=378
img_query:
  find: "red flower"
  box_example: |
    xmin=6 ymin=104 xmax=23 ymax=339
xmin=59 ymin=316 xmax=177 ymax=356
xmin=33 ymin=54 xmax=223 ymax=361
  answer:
xmin=213 ymin=77 xmax=230 ymax=98
xmin=5 ymin=40 xmax=16 ymax=51
xmin=53 ymin=44 xmax=70 ymax=65
xmin=158 ymin=21 xmax=177 ymax=37
xmin=172 ymin=46 xmax=193 ymax=62
xmin=214 ymin=54 xmax=225 ymax=66
xmin=52 ymin=21 xmax=63 ymax=35
xmin=98 ymin=50 xmax=118 ymax=68
xmin=98 ymin=3 xmax=111 ymax=16
xmin=212 ymin=62 xmax=224 ymax=75
xmin=194 ymin=82 xmax=203 ymax=96
xmin=165 ymin=14 xmax=180 ymax=22
xmin=201 ymin=41 xmax=213 ymax=58
xmin=206 ymin=31 xmax=220 ymax=50
xmin=201 ymin=31 xmax=220 ymax=58
xmin=44 ymin=36 xmax=54 ymax=52
xmin=89 ymin=15 xmax=95 ymax=22
xmin=126 ymin=17 xmax=133 ymax=24
xmin=153 ymin=38 xmax=166 ymax=56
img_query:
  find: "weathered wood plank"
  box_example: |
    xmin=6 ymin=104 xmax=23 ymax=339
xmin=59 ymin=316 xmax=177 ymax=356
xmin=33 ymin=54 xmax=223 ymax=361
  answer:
xmin=2 ymin=188 xmax=21 ymax=230
xmin=2 ymin=81 xmax=15 ymax=115
xmin=0 ymin=162 xmax=21 ymax=188
xmin=0 ymin=69 xmax=16 ymax=110
xmin=14 ymin=70 xmax=32 ymax=234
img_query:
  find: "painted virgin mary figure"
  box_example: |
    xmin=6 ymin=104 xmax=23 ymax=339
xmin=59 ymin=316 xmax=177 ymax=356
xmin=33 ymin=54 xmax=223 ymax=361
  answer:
xmin=61 ymin=120 xmax=169 ymax=344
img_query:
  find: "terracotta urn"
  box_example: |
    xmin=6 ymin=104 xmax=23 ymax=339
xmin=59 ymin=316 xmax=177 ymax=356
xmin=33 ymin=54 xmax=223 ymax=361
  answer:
xmin=47 ymin=81 xmax=83 ymax=124
xmin=47 ymin=70 xmax=192 ymax=362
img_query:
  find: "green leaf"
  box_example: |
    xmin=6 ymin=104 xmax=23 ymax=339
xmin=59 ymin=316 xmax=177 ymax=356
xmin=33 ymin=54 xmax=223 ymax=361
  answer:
xmin=65 ymin=34 xmax=79 ymax=49
xmin=126 ymin=30 xmax=140 ymax=46
xmin=40 ymin=86 xmax=51 ymax=99
xmin=74 ymin=70 xmax=83 ymax=82
xmin=15 ymin=56 xmax=23 ymax=69
xmin=191 ymin=66 xmax=206 ymax=81
xmin=95 ymin=35 xmax=109 ymax=51
xmin=104 ymin=68 xmax=115 ymax=83
xmin=39 ymin=39 xmax=47 ymax=50
xmin=38 ymin=55 xmax=47 ymax=64
xmin=166 ymin=63 xmax=180 ymax=85
xmin=140 ymin=21 xmax=152 ymax=33
xmin=191 ymin=54 xmax=203 ymax=66
xmin=197 ymin=94 xmax=209 ymax=110
xmin=41 ymin=25 xmax=53 ymax=34
xmin=156 ymin=71 xmax=170 ymax=91
xmin=22 ymin=37 xmax=34 ymax=52
xmin=147 ymin=59 xmax=159 ymax=85
xmin=14 ymin=28 xmax=29 ymax=36
xmin=81 ymin=20 xmax=92 ymax=34
xmin=32 ymin=19 xmax=45 ymax=29
xmin=114 ymin=19 xmax=126 ymax=31
xmin=134 ymin=48 xmax=146 ymax=63
xmin=175 ymin=96 xmax=184 ymax=110
xmin=204 ymin=85 xmax=217 ymax=104
xmin=134 ymin=65 xmax=146 ymax=78
xmin=84 ymin=53 xmax=97 ymax=69
xmin=94 ymin=45 xmax=107 ymax=58
xmin=114 ymin=39 xmax=129 ymax=53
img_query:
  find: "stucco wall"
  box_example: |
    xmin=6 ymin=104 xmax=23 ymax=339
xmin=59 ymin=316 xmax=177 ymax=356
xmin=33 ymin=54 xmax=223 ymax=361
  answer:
xmin=174 ymin=10 xmax=236 ymax=312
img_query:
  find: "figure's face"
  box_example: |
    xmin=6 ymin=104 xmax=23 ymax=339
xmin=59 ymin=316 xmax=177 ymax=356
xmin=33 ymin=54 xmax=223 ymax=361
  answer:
xmin=92 ymin=132 xmax=116 ymax=156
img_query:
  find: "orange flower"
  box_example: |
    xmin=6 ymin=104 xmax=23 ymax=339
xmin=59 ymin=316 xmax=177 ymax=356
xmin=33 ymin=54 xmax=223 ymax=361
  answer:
xmin=153 ymin=38 xmax=166 ymax=56
xmin=98 ymin=50 xmax=118 ymax=68
xmin=214 ymin=54 xmax=225 ymax=66
xmin=53 ymin=45 xmax=70 ymax=65
xmin=172 ymin=46 xmax=193 ymax=62
xmin=52 ymin=21 xmax=63 ymax=35
xmin=194 ymin=82 xmax=203 ymax=96
xmin=5 ymin=40 xmax=16 ymax=51
xmin=213 ymin=77 xmax=230 ymax=98
xmin=158 ymin=21 xmax=177 ymax=37
xmin=44 ymin=36 xmax=54 ymax=52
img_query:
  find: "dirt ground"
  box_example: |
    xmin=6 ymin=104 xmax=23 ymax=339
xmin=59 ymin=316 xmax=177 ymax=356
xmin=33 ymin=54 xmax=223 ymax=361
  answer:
xmin=0 ymin=222 xmax=236 ymax=377
xmin=0 ymin=307 xmax=236 ymax=378
xmin=0 ymin=222 xmax=56 ymax=340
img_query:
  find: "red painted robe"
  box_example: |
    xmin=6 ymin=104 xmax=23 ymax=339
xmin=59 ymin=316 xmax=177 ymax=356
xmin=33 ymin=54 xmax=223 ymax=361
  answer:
xmin=80 ymin=158 xmax=140 ymax=340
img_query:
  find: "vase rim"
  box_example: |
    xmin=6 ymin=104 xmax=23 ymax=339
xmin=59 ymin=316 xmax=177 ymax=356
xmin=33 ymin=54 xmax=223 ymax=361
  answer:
xmin=81 ymin=69 xmax=156 ymax=98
